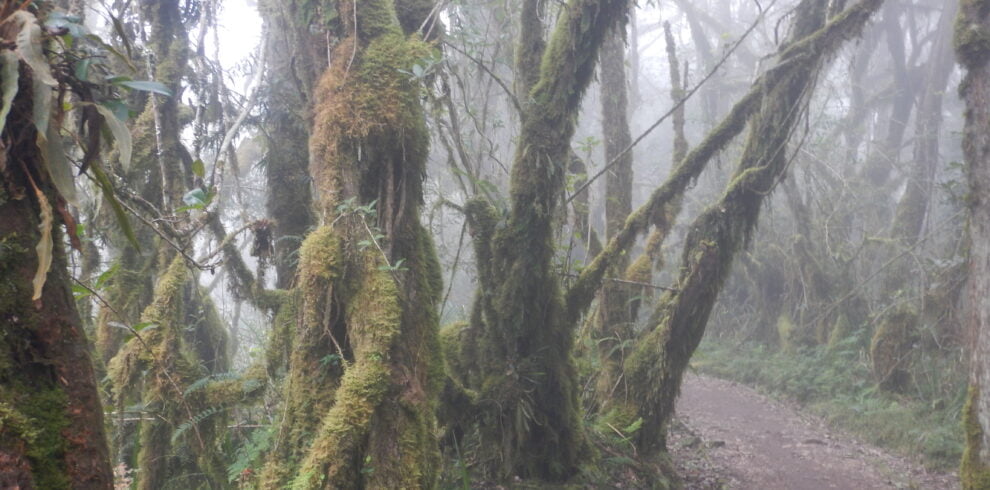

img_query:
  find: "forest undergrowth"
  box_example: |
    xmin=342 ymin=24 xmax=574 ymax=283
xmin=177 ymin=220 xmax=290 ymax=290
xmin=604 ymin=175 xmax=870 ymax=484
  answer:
xmin=693 ymin=334 xmax=965 ymax=471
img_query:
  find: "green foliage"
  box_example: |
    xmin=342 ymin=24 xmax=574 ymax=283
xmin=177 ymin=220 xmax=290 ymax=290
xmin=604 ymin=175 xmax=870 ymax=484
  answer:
xmin=227 ymin=426 xmax=274 ymax=483
xmin=171 ymin=406 xmax=225 ymax=444
xmin=694 ymin=336 xmax=965 ymax=470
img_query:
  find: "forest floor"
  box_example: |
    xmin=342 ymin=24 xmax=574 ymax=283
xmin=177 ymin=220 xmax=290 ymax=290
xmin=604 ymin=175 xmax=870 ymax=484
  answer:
xmin=669 ymin=374 xmax=959 ymax=489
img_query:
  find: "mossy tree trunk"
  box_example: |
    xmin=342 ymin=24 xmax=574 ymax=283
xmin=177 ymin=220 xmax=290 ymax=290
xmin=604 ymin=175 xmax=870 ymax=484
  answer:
xmin=592 ymin=24 xmax=636 ymax=411
xmin=108 ymin=257 xmax=229 ymax=489
xmin=465 ymin=0 xmax=630 ymax=480
xmin=257 ymin=0 xmax=320 ymax=290
xmin=623 ymin=0 xmax=884 ymax=455
xmin=956 ymin=0 xmax=990 ymax=486
xmin=95 ymin=0 xmax=193 ymax=364
xmin=100 ymin=1 xmax=235 ymax=484
xmin=0 ymin=48 xmax=112 ymax=488
xmin=264 ymin=0 xmax=444 ymax=487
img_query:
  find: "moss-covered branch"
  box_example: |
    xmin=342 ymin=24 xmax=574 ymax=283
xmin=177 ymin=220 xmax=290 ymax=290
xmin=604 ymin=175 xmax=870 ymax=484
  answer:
xmin=107 ymin=256 xmax=228 ymax=488
xmin=622 ymin=0 xmax=883 ymax=455
xmin=565 ymin=0 xmax=887 ymax=324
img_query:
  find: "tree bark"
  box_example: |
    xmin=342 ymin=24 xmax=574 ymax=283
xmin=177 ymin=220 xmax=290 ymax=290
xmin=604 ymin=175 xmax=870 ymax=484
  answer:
xmin=0 ymin=57 xmax=112 ymax=489
xmin=956 ymin=0 xmax=990 ymax=486
xmin=593 ymin=23 xmax=636 ymax=409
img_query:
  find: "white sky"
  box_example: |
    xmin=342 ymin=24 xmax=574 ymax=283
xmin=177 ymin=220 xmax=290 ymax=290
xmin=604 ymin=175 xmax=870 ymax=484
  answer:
xmin=215 ymin=0 xmax=262 ymax=84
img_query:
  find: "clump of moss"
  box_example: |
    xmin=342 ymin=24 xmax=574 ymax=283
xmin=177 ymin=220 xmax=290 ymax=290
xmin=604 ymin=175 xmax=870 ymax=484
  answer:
xmin=870 ymin=305 xmax=918 ymax=392
xmin=962 ymin=384 xmax=990 ymax=489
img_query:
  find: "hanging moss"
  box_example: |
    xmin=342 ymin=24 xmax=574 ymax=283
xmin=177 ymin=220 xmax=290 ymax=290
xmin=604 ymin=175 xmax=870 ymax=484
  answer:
xmin=266 ymin=289 xmax=300 ymax=377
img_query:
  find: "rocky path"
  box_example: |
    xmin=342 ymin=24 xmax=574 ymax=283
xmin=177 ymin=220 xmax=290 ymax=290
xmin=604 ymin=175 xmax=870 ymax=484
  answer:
xmin=670 ymin=374 xmax=958 ymax=489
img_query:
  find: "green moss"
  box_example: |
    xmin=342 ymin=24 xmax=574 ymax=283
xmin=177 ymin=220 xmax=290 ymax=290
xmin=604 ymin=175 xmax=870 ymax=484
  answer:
xmin=0 ymin=400 xmax=35 ymax=443
xmin=20 ymin=389 xmax=70 ymax=489
xmin=107 ymin=257 xmax=229 ymax=489
xmin=0 ymin=389 xmax=72 ymax=489
xmin=298 ymin=227 xmax=343 ymax=281
xmin=826 ymin=313 xmax=853 ymax=352
xmin=0 ymin=231 xmax=72 ymax=488
xmin=291 ymin=257 xmax=402 ymax=488
xmin=870 ymin=305 xmax=918 ymax=392
xmin=266 ymin=290 xmax=300 ymax=377
xmin=962 ymin=384 xmax=990 ymax=489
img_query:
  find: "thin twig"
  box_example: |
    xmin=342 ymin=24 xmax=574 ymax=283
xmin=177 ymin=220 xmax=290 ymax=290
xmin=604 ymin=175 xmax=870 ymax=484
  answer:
xmin=441 ymin=41 xmax=522 ymax=114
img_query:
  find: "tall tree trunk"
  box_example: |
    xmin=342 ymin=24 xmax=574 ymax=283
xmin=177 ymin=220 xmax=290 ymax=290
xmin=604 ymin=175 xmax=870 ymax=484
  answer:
xmin=258 ymin=0 xmax=319 ymax=290
xmin=956 ymin=0 xmax=990 ymax=486
xmin=624 ymin=0 xmax=884 ymax=455
xmin=0 ymin=35 xmax=112 ymax=487
xmin=265 ymin=0 xmax=444 ymax=486
xmin=861 ymin=1 xmax=916 ymax=188
xmin=593 ymin=24 xmax=635 ymax=410
xmin=468 ymin=0 xmax=629 ymax=480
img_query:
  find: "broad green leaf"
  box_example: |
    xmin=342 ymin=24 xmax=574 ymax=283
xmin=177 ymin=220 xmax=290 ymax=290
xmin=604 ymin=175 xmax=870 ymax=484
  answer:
xmin=32 ymin=76 xmax=52 ymax=137
xmin=104 ymin=75 xmax=131 ymax=84
xmin=191 ymin=159 xmax=205 ymax=178
xmin=100 ymin=99 xmax=130 ymax=122
xmin=71 ymin=283 xmax=91 ymax=299
xmin=40 ymin=119 xmax=78 ymax=206
xmin=0 ymin=51 xmax=19 ymax=136
xmin=93 ymin=102 xmax=132 ymax=170
xmin=123 ymin=322 xmax=158 ymax=342
xmin=94 ymin=262 xmax=119 ymax=289
xmin=113 ymin=79 xmax=172 ymax=97
xmin=31 ymin=184 xmax=54 ymax=300
xmin=183 ymin=188 xmax=208 ymax=207
xmin=74 ymin=57 xmax=92 ymax=81
xmin=11 ymin=11 xmax=57 ymax=87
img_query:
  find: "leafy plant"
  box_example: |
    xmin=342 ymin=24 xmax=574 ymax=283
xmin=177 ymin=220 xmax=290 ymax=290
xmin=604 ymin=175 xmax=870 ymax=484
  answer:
xmin=226 ymin=427 xmax=273 ymax=483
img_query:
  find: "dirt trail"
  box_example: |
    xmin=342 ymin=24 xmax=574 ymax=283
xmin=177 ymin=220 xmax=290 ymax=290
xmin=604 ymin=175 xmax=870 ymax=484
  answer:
xmin=670 ymin=374 xmax=958 ymax=489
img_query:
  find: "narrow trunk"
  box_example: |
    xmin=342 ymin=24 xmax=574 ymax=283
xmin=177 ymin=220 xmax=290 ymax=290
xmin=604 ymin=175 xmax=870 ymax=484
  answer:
xmin=593 ymin=24 xmax=635 ymax=409
xmin=956 ymin=0 xmax=990 ymax=486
